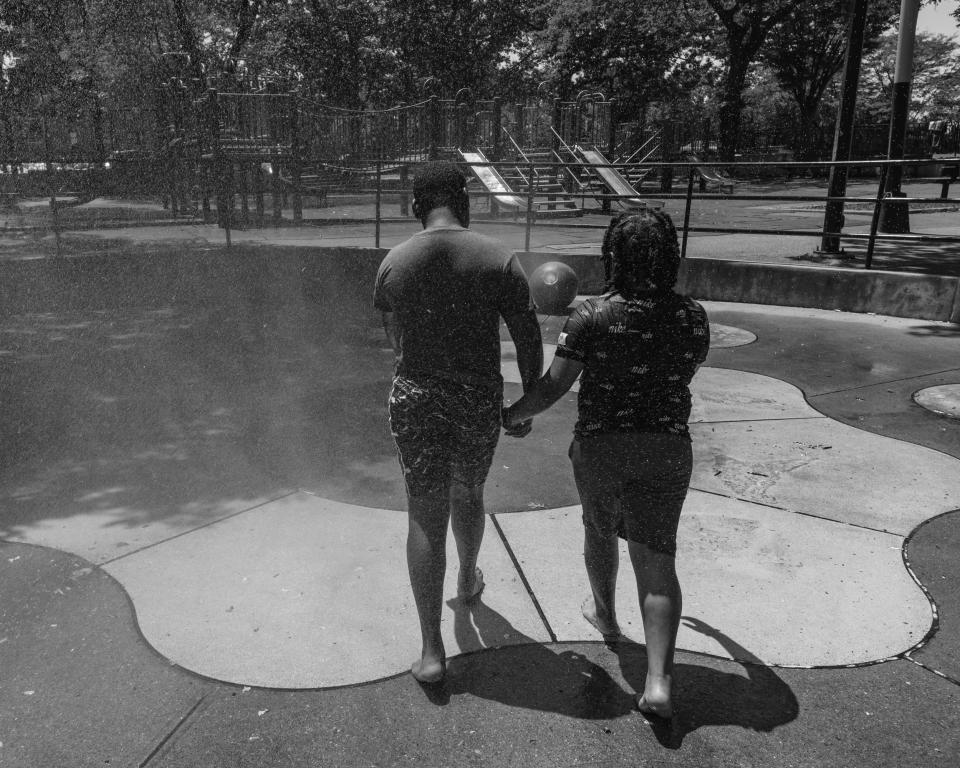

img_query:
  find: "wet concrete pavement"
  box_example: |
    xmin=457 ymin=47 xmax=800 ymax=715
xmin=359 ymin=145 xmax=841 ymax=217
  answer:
xmin=1 ymin=201 xmax=959 ymax=766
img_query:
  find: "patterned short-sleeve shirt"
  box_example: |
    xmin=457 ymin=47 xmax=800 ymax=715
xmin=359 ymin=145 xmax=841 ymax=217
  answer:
xmin=555 ymin=291 xmax=709 ymax=439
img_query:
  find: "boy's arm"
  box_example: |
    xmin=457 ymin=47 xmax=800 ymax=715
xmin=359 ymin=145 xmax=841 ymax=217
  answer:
xmin=502 ymin=308 xmax=542 ymax=437
xmin=503 ymin=354 xmax=583 ymax=425
xmin=504 ymin=296 xmax=591 ymax=428
xmin=503 ymin=308 xmax=543 ymax=393
xmin=382 ymin=312 xmax=401 ymax=357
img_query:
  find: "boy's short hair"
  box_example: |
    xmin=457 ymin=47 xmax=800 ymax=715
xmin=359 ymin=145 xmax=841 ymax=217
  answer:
xmin=412 ymin=162 xmax=467 ymax=198
xmin=413 ymin=161 xmax=469 ymax=219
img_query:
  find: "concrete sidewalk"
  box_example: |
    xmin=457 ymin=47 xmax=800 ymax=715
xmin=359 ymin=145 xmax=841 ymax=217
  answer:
xmin=1 ymin=191 xmax=959 ymax=766
xmin=1 ymin=260 xmax=959 ymax=765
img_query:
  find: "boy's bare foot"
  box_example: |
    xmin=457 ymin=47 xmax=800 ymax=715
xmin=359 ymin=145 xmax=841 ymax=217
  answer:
xmin=457 ymin=567 xmax=485 ymax=603
xmin=411 ymin=654 xmax=446 ymax=684
xmin=581 ymin=595 xmax=622 ymax=643
xmin=637 ymin=674 xmax=673 ymax=719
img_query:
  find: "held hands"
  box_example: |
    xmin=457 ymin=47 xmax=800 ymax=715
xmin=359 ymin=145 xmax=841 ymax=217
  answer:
xmin=501 ymin=405 xmax=532 ymax=438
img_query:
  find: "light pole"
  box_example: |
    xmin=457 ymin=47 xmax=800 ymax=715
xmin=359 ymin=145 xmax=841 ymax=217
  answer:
xmin=878 ymin=0 xmax=920 ymax=233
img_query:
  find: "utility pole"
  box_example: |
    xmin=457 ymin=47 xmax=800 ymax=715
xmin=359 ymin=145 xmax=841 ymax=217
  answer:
xmin=878 ymin=0 xmax=920 ymax=233
xmin=820 ymin=0 xmax=869 ymax=254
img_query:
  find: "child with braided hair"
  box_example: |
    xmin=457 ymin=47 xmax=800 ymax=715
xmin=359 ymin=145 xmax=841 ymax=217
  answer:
xmin=503 ymin=209 xmax=709 ymax=719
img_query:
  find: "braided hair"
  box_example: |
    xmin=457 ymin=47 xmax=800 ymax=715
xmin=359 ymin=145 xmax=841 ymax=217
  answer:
xmin=600 ymin=209 xmax=681 ymax=297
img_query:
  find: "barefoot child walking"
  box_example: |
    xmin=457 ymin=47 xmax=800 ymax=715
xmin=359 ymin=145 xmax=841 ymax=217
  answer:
xmin=375 ymin=162 xmax=543 ymax=685
xmin=503 ymin=210 xmax=709 ymax=718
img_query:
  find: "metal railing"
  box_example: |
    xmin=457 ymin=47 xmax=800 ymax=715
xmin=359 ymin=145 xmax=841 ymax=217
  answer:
xmin=299 ymin=157 xmax=960 ymax=268
xmin=5 ymin=155 xmax=957 ymax=270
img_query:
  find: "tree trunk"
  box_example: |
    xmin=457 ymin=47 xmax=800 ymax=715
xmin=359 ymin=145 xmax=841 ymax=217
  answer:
xmin=796 ymin=98 xmax=820 ymax=161
xmin=717 ymin=57 xmax=750 ymax=161
xmin=171 ymin=0 xmax=207 ymax=88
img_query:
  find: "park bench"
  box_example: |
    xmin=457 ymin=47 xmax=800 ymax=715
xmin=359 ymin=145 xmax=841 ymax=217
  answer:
xmin=905 ymin=165 xmax=958 ymax=199
xmin=935 ymin=164 xmax=958 ymax=199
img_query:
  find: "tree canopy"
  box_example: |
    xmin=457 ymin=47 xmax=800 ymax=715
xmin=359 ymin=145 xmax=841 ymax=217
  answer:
xmin=859 ymin=30 xmax=960 ymax=122
xmin=532 ymin=0 xmax=713 ymax=113
xmin=2 ymin=0 xmax=959 ymax=160
xmin=761 ymin=0 xmax=900 ymax=159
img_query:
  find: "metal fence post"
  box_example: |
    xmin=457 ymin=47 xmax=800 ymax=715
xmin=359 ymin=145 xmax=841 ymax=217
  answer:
xmin=290 ymin=94 xmax=303 ymax=223
xmin=681 ymin=166 xmax=695 ymax=259
xmin=606 ymin=98 xmax=618 ymax=160
xmin=206 ymin=88 xmax=232 ymax=247
xmin=429 ymin=97 xmax=440 ymax=160
xmin=375 ymin=160 xmax=382 ymax=248
xmin=399 ymin=163 xmax=409 ymax=218
xmin=41 ymin=111 xmax=62 ymax=258
xmin=525 ymin=161 xmax=535 ymax=251
xmin=865 ymin=164 xmax=890 ymax=270
xmin=271 ymin=150 xmax=283 ymax=226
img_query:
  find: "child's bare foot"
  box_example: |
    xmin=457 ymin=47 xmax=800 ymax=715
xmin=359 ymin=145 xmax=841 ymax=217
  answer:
xmin=637 ymin=674 xmax=673 ymax=719
xmin=457 ymin=567 xmax=485 ymax=603
xmin=581 ymin=595 xmax=621 ymax=643
xmin=411 ymin=653 xmax=446 ymax=684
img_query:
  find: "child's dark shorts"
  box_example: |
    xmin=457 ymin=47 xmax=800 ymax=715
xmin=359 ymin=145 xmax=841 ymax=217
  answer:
xmin=389 ymin=374 xmax=502 ymax=497
xmin=570 ymin=432 xmax=692 ymax=556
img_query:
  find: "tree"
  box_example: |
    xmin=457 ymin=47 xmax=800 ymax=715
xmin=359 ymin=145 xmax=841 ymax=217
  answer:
xmin=693 ymin=0 xmax=796 ymax=160
xmin=382 ymin=0 xmax=534 ymax=101
xmin=0 ymin=0 xmax=111 ymax=156
xmin=738 ymin=62 xmax=798 ymax=149
xmin=257 ymin=0 xmax=535 ymax=106
xmin=761 ymin=0 xmax=900 ymax=160
xmin=163 ymin=0 xmax=282 ymax=90
xmin=859 ymin=31 xmax=960 ymax=122
xmin=257 ymin=0 xmax=389 ymax=106
xmin=533 ymin=0 xmax=709 ymax=113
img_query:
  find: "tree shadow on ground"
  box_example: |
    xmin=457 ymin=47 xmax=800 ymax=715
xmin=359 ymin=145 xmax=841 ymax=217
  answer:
xmin=433 ymin=600 xmax=797 ymax=748
xmin=0 ymin=264 xmax=403 ymax=542
xmin=907 ymin=323 xmax=960 ymax=337
xmin=791 ymin=238 xmax=960 ymax=278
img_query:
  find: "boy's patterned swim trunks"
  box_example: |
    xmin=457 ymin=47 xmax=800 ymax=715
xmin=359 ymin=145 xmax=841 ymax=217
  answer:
xmin=388 ymin=374 xmax=502 ymax=497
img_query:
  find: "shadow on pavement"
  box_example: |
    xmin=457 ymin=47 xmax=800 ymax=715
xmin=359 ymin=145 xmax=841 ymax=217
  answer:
xmin=616 ymin=617 xmax=799 ymax=748
xmin=0 ymin=253 xmax=401 ymax=543
xmin=907 ymin=323 xmax=960 ymax=337
xmin=429 ymin=600 xmax=797 ymax=747
xmin=791 ymin=238 xmax=960 ymax=278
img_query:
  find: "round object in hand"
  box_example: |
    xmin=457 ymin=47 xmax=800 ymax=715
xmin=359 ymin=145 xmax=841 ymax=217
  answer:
xmin=528 ymin=261 xmax=579 ymax=315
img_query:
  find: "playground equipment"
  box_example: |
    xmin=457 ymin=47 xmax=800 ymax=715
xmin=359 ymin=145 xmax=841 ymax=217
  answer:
xmin=458 ymin=150 xmax=526 ymax=209
xmin=575 ymin=146 xmax=650 ymax=208
xmin=33 ymin=82 xmax=960 ymax=232
xmin=0 ymin=82 xmax=671 ymax=228
xmin=686 ymin=154 xmax=736 ymax=193
xmin=458 ymin=148 xmax=581 ymax=216
xmin=545 ymin=126 xmax=657 ymax=210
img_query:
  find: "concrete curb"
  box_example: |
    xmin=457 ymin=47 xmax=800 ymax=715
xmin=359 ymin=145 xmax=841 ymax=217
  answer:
xmin=680 ymin=258 xmax=960 ymax=323
xmin=2 ymin=246 xmax=958 ymax=324
xmin=516 ymin=251 xmax=960 ymax=323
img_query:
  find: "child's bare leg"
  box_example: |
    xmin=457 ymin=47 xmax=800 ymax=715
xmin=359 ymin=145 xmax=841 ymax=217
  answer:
xmin=450 ymin=480 xmax=485 ymax=597
xmin=628 ymin=540 xmax=681 ymax=717
xmin=407 ymin=492 xmax=450 ymax=682
xmin=582 ymin=525 xmax=621 ymax=638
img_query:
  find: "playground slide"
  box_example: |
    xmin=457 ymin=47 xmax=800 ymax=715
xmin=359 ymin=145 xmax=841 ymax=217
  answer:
xmin=576 ymin=147 xmax=646 ymax=207
xmin=458 ymin=150 xmax=527 ymax=209
xmin=686 ymin=154 xmax=736 ymax=193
